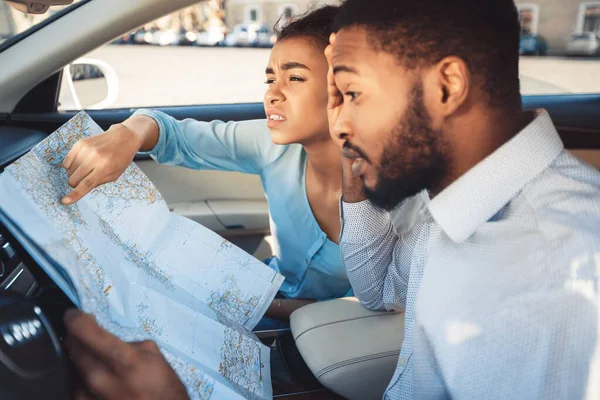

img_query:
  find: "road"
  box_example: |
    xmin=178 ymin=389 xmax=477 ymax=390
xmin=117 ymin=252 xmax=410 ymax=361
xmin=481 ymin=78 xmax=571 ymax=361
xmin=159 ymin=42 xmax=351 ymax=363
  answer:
xmin=79 ymin=45 xmax=600 ymax=110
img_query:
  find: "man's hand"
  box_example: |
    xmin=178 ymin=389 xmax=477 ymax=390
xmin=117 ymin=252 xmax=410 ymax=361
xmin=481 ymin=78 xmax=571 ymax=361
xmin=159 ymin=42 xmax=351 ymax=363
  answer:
xmin=325 ymin=33 xmax=343 ymax=143
xmin=64 ymin=309 xmax=189 ymax=400
xmin=341 ymin=157 xmax=367 ymax=203
xmin=324 ymin=33 xmax=367 ymax=203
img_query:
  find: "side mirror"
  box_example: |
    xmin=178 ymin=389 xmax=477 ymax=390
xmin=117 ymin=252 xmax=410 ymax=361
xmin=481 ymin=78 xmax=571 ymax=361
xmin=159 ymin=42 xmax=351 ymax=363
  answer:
xmin=58 ymin=58 xmax=119 ymax=111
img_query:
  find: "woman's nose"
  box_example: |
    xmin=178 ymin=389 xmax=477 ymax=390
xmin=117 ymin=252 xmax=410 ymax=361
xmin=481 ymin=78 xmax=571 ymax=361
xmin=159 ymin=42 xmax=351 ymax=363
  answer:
xmin=265 ymin=81 xmax=285 ymax=105
xmin=266 ymin=89 xmax=283 ymax=105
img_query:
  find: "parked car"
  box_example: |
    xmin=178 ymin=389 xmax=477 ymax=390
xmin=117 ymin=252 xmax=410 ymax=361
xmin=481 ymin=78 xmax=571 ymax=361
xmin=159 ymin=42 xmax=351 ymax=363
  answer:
xmin=519 ymin=34 xmax=548 ymax=56
xmin=566 ymin=32 xmax=600 ymax=57
xmin=178 ymin=28 xmax=198 ymax=46
xmin=224 ymin=24 xmax=256 ymax=47
xmin=111 ymin=30 xmax=135 ymax=45
xmin=196 ymin=26 xmax=226 ymax=47
xmin=150 ymin=29 xmax=180 ymax=46
xmin=132 ymin=27 xmax=155 ymax=45
xmin=254 ymin=24 xmax=276 ymax=48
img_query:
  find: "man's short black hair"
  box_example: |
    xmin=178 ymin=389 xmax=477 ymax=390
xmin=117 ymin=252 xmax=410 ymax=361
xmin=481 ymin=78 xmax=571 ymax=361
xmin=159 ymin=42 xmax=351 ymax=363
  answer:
xmin=275 ymin=5 xmax=340 ymax=49
xmin=334 ymin=0 xmax=522 ymax=108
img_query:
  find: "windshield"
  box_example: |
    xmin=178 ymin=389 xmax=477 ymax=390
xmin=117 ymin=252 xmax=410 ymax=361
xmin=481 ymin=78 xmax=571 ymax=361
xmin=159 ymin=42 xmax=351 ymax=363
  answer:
xmin=0 ymin=0 xmax=86 ymax=51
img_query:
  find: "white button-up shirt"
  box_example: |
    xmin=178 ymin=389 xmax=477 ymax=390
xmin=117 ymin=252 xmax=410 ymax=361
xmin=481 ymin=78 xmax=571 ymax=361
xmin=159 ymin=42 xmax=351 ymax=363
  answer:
xmin=340 ymin=110 xmax=600 ymax=399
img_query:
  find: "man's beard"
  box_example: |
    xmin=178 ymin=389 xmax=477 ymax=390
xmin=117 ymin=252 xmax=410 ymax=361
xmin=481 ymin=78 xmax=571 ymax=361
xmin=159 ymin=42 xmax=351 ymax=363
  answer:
xmin=365 ymin=83 xmax=451 ymax=211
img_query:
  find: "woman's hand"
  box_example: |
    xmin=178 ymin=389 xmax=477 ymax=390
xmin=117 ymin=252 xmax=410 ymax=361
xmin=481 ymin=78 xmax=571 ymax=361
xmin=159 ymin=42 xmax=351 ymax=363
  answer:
xmin=61 ymin=116 xmax=158 ymax=205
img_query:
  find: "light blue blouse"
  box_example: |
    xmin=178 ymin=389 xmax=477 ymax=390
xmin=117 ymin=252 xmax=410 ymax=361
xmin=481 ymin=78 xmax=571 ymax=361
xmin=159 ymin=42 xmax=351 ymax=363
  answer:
xmin=133 ymin=109 xmax=352 ymax=300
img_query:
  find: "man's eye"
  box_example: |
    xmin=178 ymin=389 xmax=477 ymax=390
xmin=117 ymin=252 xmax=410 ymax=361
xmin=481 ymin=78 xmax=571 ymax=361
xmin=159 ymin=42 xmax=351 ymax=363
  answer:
xmin=290 ymin=76 xmax=305 ymax=82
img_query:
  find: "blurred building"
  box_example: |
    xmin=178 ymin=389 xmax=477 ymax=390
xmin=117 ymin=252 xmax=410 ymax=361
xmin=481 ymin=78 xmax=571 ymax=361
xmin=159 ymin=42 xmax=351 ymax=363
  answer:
xmin=146 ymin=1 xmax=226 ymax=31
xmin=515 ymin=1 xmax=600 ymax=53
xmin=223 ymin=0 xmax=340 ymax=31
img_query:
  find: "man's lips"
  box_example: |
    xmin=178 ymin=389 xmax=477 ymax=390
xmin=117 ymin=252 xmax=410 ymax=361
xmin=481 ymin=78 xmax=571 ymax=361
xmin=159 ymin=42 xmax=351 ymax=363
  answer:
xmin=342 ymin=148 xmax=361 ymax=160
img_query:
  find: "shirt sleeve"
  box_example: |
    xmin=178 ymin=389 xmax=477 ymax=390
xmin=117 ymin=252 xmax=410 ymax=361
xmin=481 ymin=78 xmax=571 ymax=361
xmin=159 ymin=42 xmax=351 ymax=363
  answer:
xmin=132 ymin=109 xmax=287 ymax=174
xmin=339 ymin=200 xmax=407 ymax=312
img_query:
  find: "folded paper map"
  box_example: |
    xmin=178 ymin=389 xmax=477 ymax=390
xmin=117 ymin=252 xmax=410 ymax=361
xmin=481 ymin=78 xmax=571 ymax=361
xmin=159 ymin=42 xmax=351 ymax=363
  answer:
xmin=0 ymin=112 xmax=284 ymax=399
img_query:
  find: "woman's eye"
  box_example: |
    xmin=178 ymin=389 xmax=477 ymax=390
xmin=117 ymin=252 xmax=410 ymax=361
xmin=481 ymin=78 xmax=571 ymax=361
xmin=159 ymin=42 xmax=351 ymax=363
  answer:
xmin=265 ymin=78 xmax=275 ymax=85
xmin=345 ymin=91 xmax=359 ymax=101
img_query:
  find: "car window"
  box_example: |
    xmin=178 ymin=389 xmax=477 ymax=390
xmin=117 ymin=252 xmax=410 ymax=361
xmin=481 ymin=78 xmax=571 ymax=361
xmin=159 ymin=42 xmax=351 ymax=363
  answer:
xmin=0 ymin=0 xmax=86 ymax=52
xmin=56 ymin=0 xmax=600 ymax=111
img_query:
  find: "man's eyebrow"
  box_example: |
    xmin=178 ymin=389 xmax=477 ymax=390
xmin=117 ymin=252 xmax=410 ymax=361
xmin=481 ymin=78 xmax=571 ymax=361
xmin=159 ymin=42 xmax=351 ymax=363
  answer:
xmin=333 ymin=65 xmax=359 ymax=75
xmin=265 ymin=62 xmax=310 ymax=74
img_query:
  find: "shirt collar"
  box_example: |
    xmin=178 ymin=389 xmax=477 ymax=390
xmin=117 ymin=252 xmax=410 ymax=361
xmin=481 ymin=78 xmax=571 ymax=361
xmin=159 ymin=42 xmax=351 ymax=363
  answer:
xmin=428 ymin=109 xmax=564 ymax=243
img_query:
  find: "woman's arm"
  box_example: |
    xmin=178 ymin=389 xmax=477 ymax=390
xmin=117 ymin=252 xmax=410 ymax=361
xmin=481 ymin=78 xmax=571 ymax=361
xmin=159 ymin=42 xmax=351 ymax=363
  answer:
xmin=61 ymin=110 xmax=285 ymax=204
xmin=132 ymin=109 xmax=286 ymax=173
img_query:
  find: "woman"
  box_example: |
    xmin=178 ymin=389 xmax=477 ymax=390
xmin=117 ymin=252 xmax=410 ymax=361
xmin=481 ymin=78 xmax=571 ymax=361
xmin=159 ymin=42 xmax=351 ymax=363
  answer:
xmin=60 ymin=6 xmax=349 ymax=324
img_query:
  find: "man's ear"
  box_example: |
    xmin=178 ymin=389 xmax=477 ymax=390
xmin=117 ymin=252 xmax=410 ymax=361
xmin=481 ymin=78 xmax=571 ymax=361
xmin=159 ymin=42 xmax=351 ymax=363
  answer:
xmin=430 ymin=56 xmax=470 ymax=117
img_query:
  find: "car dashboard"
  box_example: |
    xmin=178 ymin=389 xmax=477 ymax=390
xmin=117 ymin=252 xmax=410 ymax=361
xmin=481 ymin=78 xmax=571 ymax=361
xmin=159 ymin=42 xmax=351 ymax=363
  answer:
xmin=0 ymin=125 xmax=75 ymax=399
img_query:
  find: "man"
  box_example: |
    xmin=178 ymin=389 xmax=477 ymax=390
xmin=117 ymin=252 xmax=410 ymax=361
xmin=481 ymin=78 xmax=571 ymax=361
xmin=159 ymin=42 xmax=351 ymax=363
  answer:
xmin=328 ymin=0 xmax=600 ymax=399
xmin=65 ymin=1 xmax=600 ymax=399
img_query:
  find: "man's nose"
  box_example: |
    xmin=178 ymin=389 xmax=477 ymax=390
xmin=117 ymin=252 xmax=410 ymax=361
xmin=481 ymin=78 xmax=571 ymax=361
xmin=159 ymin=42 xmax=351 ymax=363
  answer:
xmin=332 ymin=108 xmax=353 ymax=143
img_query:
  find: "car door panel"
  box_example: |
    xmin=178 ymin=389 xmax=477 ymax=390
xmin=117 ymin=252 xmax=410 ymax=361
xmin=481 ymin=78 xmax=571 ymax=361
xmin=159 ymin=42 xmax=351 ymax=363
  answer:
xmin=206 ymin=199 xmax=269 ymax=231
xmin=0 ymin=126 xmax=47 ymax=169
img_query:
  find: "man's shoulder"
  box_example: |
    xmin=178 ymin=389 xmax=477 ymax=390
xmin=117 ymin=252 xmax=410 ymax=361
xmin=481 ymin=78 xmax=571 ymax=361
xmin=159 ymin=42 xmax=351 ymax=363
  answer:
xmin=521 ymin=150 xmax=600 ymax=232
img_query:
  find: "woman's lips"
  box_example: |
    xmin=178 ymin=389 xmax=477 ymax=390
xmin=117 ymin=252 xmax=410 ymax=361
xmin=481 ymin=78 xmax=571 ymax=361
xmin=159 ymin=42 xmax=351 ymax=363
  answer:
xmin=267 ymin=117 xmax=286 ymax=128
xmin=266 ymin=108 xmax=286 ymax=128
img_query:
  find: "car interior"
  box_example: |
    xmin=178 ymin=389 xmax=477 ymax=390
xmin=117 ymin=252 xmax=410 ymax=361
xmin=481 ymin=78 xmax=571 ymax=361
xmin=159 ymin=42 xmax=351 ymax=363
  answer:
xmin=0 ymin=0 xmax=599 ymax=399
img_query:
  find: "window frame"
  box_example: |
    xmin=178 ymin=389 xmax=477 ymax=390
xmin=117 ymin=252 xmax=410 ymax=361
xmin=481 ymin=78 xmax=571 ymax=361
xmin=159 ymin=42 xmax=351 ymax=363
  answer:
xmin=278 ymin=4 xmax=297 ymax=19
xmin=517 ymin=3 xmax=541 ymax=36
xmin=244 ymin=5 xmax=262 ymax=24
xmin=576 ymin=2 xmax=600 ymax=33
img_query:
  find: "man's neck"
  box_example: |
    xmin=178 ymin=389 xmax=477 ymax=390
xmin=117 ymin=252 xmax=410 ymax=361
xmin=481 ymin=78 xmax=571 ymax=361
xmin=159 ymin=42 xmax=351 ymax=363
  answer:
xmin=436 ymin=108 xmax=531 ymax=194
